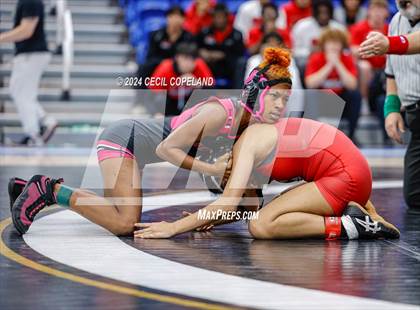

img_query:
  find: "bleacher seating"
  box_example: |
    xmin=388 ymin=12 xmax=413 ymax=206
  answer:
xmin=124 ymin=1 xmax=138 ymax=25
xmin=179 ymin=0 xmax=193 ymax=10
xmin=137 ymin=1 xmax=171 ymax=19
xmin=136 ymin=41 xmax=149 ymax=64
xmin=120 ymin=1 xmax=295 ymax=65
xmin=134 ymin=15 xmax=166 ymax=63
xmin=128 ymin=20 xmax=142 ymax=46
xmin=121 ymin=0 xmax=398 ymax=66
xmin=221 ymin=0 xmax=243 ymax=13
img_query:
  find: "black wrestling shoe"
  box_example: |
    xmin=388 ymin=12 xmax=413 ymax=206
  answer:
xmin=342 ymin=205 xmax=400 ymax=239
xmin=8 ymin=177 xmax=27 ymax=211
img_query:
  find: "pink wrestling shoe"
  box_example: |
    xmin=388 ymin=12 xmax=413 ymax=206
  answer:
xmin=11 ymin=175 xmax=62 ymax=235
xmin=8 ymin=177 xmax=27 ymax=211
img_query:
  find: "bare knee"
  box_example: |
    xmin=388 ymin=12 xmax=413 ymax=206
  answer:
xmin=248 ymin=220 xmax=273 ymax=239
xmin=109 ymin=217 xmax=137 ymax=236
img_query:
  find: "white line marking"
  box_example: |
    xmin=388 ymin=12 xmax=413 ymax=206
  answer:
xmin=140 ymin=179 xmax=403 ymax=208
xmin=382 ymin=240 xmax=420 ymax=261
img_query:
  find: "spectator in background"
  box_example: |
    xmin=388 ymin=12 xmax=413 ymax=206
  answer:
xmin=247 ymin=3 xmax=291 ymax=55
xmin=245 ymin=32 xmax=302 ymax=89
xmin=183 ymin=0 xmax=216 ymax=35
xmin=234 ymin=0 xmax=273 ymax=38
xmin=305 ymin=28 xmax=361 ymax=143
xmin=350 ymin=0 xmax=389 ymax=142
xmin=0 ymin=0 xmax=57 ymax=146
xmin=197 ymin=4 xmax=245 ymax=88
xmin=139 ymin=6 xmax=194 ymax=84
xmin=292 ymin=0 xmax=345 ymax=72
xmin=277 ymin=0 xmax=312 ymax=32
xmin=334 ymin=0 xmax=367 ymax=27
xmin=149 ymin=43 xmax=214 ymax=117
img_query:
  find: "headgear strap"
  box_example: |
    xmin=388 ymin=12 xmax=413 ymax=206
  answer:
xmin=240 ymin=64 xmax=292 ymax=121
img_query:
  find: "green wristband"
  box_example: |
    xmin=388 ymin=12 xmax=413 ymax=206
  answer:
xmin=384 ymin=94 xmax=401 ymax=118
xmin=56 ymin=185 xmax=74 ymax=207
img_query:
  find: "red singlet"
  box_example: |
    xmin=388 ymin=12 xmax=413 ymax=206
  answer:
xmin=256 ymin=118 xmax=372 ymax=215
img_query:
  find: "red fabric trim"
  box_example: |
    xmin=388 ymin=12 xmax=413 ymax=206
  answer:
xmin=387 ymin=35 xmax=409 ymax=55
xmin=325 ymin=216 xmax=342 ymax=240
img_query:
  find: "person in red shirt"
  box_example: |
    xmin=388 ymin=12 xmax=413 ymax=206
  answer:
xmin=305 ymin=28 xmax=361 ymax=142
xmin=350 ymin=0 xmax=388 ymax=69
xmin=247 ymin=3 xmax=291 ymax=55
xmin=183 ymin=0 xmax=216 ymax=35
xmin=350 ymin=0 xmax=389 ymax=142
xmin=149 ymin=43 xmax=214 ymax=116
xmin=277 ymin=0 xmax=312 ymax=32
xmin=350 ymin=0 xmax=389 ymax=143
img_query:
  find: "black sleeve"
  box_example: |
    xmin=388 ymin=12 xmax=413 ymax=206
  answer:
xmin=21 ymin=1 xmax=42 ymax=18
xmin=224 ymin=30 xmax=245 ymax=58
xmin=195 ymin=31 xmax=206 ymax=49
xmin=145 ymin=31 xmax=160 ymax=62
xmin=228 ymin=30 xmax=245 ymax=56
xmin=183 ymin=31 xmax=196 ymax=44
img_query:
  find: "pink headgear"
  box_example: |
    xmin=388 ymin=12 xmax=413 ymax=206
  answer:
xmin=240 ymin=65 xmax=292 ymax=122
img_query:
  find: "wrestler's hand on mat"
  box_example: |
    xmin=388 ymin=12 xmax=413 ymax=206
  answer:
xmin=385 ymin=112 xmax=405 ymax=144
xmin=359 ymin=32 xmax=389 ymax=58
xmin=212 ymin=152 xmax=232 ymax=177
xmin=134 ymin=222 xmax=176 ymax=239
xmin=181 ymin=211 xmax=214 ymax=231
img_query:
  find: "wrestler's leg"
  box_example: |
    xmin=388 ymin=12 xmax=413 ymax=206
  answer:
xmin=248 ymin=182 xmax=333 ymax=239
xmin=55 ymin=157 xmax=142 ymax=236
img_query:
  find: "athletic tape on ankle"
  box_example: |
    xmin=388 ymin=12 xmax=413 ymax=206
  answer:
xmin=387 ymin=35 xmax=409 ymax=55
xmin=324 ymin=216 xmax=341 ymax=240
xmin=56 ymin=185 xmax=73 ymax=207
xmin=384 ymin=95 xmax=401 ymax=118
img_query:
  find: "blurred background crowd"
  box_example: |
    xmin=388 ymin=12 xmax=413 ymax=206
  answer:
xmin=128 ymin=0 xmax=395 ymax=145
xmin=0 ymin=0 xmax=400 ymax=147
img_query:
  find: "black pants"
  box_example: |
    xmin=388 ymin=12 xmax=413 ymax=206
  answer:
xmin=340 ymin=89 xmax=362 ymax=140
xmin=368 ymin=70 xmax=389 ymax=142
xmin=404 ymin=107 xmax=420 ymax=209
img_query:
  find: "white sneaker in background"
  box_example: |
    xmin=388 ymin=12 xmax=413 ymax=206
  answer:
xmin=361 ymin=98 xmax=370 ymax=116
xmin=26 ymin=135 xmax=45 ymax=147
xmin=40 ymin=117 xmax=58 ymax=143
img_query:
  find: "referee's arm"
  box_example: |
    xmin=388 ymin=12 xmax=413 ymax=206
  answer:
xmin=359 ymin=31 xmax=420 ymax=57
xmin=386 ymin=77 xmax=398 ymax=96
xmin=404 ymin=31 xmax=420 ymax=54
xmin=384 ymin=77 xmax=406 ymax=144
